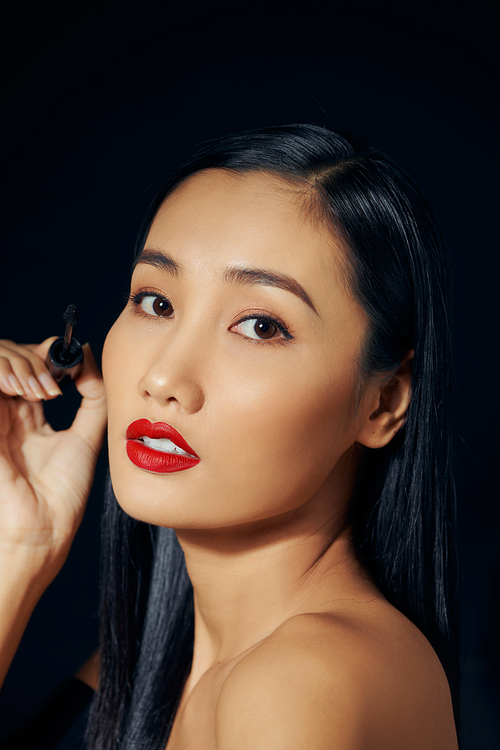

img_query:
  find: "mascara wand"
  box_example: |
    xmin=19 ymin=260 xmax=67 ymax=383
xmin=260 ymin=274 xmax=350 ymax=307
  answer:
xmin=60 ymin=305 xmax=78 ymax=363
xmin=46 ymin=304 xmax=84 ymax=384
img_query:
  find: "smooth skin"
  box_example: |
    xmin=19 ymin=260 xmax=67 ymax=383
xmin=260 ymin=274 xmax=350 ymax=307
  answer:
xmin=0 ymin=169 xmax=458 ymax=748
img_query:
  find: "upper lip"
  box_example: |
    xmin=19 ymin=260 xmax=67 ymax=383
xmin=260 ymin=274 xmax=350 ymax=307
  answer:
xmin=126 ymin=419 xmax=199 ymax=458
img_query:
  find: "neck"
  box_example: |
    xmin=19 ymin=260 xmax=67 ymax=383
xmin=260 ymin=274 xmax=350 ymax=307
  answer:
xmin=175 ymin=495 xmax=369 ymax=688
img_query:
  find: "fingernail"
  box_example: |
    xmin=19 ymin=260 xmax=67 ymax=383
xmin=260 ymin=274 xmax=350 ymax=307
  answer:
xmin=8 ymin=374 xmax=25 ymax=396
xmin=39 ymin=372 xmax=62 ymax=397
xmin=28 ymin=376 xmax=46 ymax=400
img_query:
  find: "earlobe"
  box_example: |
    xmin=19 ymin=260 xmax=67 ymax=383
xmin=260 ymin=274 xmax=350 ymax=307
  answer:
xmin=356 ymin=350 xmax=414 ymax=449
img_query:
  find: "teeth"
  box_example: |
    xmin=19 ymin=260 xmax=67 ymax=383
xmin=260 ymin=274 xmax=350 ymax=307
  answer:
xmin=140 ymin=436 xmax=194 ymax=457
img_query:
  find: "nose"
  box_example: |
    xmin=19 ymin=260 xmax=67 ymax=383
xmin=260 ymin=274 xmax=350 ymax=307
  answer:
xmin=137 ymin=328 xmax=206 ymax=415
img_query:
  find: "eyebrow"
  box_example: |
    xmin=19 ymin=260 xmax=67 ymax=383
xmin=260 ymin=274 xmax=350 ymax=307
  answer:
xmin=222 ymin=267 xmax=318 ymax=316
xmin=133 ymin=248 xmax=319 ymax=316
xmin=132 ymin=249 xmax=182 ymax=275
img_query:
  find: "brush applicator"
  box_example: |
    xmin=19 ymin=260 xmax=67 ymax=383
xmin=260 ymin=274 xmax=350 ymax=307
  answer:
xmin=46 ymin=305 xmax=84 ymax=385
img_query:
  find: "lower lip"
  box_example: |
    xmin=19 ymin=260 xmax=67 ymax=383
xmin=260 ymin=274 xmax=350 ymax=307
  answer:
xmin=126 ymin=440 xmax=200 ymax=473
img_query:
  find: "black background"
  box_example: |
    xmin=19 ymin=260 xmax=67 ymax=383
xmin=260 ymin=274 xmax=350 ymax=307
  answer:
xmin=0 ymin=1 xmax=498 ymax=746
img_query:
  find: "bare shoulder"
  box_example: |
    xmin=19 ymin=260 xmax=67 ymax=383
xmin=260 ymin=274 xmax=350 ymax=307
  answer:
xmin=215 ymin=609 xmax=458 ymax=750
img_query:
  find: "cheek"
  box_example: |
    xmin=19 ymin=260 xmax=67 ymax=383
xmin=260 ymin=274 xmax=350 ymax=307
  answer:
xmin=212 ymin=362 xmax=358 ymax=508
xmin=101 ymin=318 xmax=136 ymax=432
xmin=102 ymin=316 xmax=137 ymax=392
xmin=101 ymin=319 xmax=121 ymax=386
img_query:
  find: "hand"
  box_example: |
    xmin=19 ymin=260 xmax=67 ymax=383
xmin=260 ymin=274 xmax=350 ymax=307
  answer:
xmin=0 ymin=337 xmax=107 ymax=580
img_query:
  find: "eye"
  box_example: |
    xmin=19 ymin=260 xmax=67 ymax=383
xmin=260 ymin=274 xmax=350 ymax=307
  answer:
xmin=131 ymin=292 xmax=174 ymax=317
xmin=232 ymin=315 xmax=292 ymax=341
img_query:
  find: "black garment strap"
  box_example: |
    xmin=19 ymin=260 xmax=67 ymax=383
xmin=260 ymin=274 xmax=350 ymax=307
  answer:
xmin=0 ymin=676 xmax=94 ymax=750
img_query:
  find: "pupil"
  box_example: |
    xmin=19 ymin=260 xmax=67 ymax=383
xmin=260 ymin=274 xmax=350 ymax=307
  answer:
xmin=255 ymin=320 xmax=276 ymax=339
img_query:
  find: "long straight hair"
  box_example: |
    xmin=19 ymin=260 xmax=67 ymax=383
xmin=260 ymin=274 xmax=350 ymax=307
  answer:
xmin=86 ymin=124 xmax=458 ymax=749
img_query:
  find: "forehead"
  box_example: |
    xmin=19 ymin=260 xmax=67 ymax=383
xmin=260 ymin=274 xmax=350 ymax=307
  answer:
xmin=144 ymin=169 xmax=367 ymax=341
xmin=147 ymin=169 xmax=346 ymax=280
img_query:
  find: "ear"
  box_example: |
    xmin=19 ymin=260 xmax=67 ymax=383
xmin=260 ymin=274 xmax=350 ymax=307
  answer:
xmin=355 ymin=350 xmax=414 ymax=450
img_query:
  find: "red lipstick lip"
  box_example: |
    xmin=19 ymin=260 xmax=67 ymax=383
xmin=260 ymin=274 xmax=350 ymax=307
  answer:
xmin=126 ymin=419 xmax=199 ymax=458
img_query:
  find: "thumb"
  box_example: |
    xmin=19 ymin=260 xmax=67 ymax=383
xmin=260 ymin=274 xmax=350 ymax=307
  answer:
xmin=70 ymin=343 xmax=107 ymax=454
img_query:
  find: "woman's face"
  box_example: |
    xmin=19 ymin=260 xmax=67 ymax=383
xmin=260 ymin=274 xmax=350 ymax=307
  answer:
xmin=102 ymin=170 xmax=372 ymax=531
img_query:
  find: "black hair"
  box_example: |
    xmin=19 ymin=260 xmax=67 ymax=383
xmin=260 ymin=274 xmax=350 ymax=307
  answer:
xmin=86 ymin=124 xmax=458 ymax=749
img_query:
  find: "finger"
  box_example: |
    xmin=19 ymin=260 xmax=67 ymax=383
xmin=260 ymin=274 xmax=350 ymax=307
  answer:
xmin=69 ymin=343 xmax=107 ymax=454
xmin=0 ymin=339 xmax=59 ymax=400
xmin=26 ymin=336 xmax=58 ymax=360
xmin=29 ymin=337 xmax=64 ymax=398
xmin=0 ymin=353 xmax=43 ymax=400
xmin=0 ymin=358 xmax=26 ymax=397
xmin=13 ymin=396 xmax=47 ymax=437
xmin=0 ymin=339 xmax=62 ymax=400
xmin=0 ymin=392 xmax=46 ymax=442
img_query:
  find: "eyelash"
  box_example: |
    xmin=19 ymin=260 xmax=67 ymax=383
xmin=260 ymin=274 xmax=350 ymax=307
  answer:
xmin=127 ymin=290 xmax=294 ymax=344
xmin=128 ymin=290 xmax=173 ymax=318
xmin=232 ymin=314 xmax=293 ymax=343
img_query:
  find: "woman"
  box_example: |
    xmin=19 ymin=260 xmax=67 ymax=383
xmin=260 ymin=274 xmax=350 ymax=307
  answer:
xmin=0 ymin=124 xmax=459 ymax=748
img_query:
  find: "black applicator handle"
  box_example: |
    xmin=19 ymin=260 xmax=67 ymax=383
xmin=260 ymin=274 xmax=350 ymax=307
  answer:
xmin=46 ymin=305 xmax=84 ymax=385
